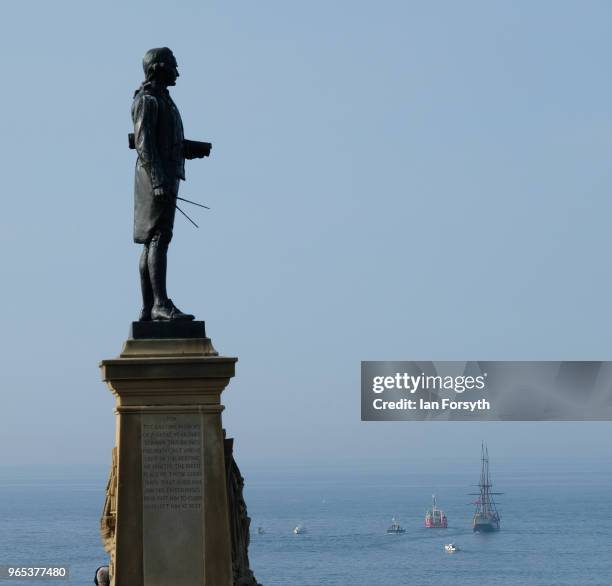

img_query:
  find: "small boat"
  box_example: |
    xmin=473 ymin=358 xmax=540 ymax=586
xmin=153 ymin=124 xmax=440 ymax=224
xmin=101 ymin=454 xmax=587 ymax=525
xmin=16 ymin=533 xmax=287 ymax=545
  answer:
xmin=256 ymin=527 xmax=265 ymax=535
xmin=293 ymin=525 xmax=306 ymax=534
xmin=386 ymin=517 xmax=406 ymax=534
xmin=444 ymin=543 xmax=459 ymax=553
xmin=424 ymin=494 xmax=448 ymax=528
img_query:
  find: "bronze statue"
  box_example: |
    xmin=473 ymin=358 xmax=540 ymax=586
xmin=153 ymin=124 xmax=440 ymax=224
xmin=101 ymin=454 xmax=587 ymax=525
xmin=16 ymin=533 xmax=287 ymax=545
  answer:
xmin=131 ymin=47 xmax=211 ymax=321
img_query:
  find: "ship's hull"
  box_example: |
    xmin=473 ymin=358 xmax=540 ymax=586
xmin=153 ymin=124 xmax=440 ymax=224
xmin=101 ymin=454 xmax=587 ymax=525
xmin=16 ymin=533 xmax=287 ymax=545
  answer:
xmin=473 ymin=521 xmax=500 ymax=532
xmin=425 ymin=521 xmax=448 ymax=528
xmin=472 ymin=511 xmax=500 ymax=532
xmin=473 ymin=524 xmax=499 ymax=532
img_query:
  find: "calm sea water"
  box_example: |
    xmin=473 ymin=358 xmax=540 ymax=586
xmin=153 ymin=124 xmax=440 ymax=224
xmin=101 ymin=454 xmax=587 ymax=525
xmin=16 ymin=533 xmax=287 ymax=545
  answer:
xmin=1 ymin=466 xmax=611 ymax=586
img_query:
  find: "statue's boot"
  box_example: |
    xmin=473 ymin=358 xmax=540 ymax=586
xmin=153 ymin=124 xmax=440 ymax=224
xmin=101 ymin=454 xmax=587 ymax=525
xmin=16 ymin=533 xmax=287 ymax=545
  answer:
xmin=139 ymin=307 xmax=152 ymax=321
xmin=148 ymin=235 xmax=195 ymax=321
xmin=138 ymin=244 xmax=153 ymax=321
xmin=151 ymin=298 xmax=195 ymax=321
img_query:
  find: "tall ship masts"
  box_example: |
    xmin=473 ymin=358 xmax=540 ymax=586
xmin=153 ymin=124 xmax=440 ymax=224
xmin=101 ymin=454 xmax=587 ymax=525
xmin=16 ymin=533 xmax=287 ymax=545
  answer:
xmin=470 ymin=442 xmax=502 ymax=532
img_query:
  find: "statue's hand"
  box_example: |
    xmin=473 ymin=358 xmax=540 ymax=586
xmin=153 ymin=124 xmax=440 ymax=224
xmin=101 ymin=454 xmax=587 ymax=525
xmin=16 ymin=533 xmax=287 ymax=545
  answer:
xmin=153 ymin=186 xmax=175 ymax=203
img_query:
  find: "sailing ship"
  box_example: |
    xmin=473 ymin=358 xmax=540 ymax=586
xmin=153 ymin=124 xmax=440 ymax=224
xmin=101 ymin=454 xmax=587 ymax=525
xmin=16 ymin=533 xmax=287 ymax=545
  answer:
xmin=424 ymin=495 xmax=448 ymax=528
xmin=470 ymin=442 xmax=502 ymax=532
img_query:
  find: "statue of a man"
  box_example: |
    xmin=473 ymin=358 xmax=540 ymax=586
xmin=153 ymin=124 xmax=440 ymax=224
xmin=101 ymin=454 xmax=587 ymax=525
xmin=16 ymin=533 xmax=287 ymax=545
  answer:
xmin=131 ymin=47 xmax=210 ymax=321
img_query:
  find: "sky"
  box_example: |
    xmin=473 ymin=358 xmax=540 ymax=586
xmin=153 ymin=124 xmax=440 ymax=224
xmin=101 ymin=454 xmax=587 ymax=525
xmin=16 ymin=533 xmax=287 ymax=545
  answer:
xmin=1 ymin=1 xmax=611 ymax=475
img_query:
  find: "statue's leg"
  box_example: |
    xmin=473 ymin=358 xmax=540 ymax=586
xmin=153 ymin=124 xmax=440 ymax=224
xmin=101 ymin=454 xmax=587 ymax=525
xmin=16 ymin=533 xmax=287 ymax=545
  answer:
xmin=148 ymin=231 xmax=169 ymax=307
xmin=149 ymin=229 xmax=194 ymax=321
xmin=138 ymin=243 xmax=154 ymax=321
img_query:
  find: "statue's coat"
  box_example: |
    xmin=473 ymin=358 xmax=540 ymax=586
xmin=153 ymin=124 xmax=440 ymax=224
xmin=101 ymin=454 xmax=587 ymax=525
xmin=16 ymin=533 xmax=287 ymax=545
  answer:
xmin=131 ymin=82 xmax=185 ymax=243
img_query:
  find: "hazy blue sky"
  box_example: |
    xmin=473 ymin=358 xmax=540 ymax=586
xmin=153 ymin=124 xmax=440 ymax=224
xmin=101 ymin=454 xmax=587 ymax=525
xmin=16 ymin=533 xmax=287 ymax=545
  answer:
xmin=1 ymin=1 xmax=611 ymax=474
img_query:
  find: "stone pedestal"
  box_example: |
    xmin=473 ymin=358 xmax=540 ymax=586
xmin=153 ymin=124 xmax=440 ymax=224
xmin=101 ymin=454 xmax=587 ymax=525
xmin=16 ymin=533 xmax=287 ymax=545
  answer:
xmin=100 ymin=322 xmax=235 ymax=586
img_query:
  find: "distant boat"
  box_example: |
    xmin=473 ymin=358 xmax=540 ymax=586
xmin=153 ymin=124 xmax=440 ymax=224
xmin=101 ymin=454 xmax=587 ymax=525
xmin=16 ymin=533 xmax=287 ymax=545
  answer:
xmin=444 ymin=543 xmax=459 ymax=553
xmin=386 ymin=517 xmax=406 ymax=534
xmin=470 ymin=442 xmax=502 ymax=532
xmin=424 ymin=494 xmax=448 ymax=528
xmin=293 ymin=525 xmax=306 ymax=534
xmin=257 ymin=527 xmax=265 ymax=535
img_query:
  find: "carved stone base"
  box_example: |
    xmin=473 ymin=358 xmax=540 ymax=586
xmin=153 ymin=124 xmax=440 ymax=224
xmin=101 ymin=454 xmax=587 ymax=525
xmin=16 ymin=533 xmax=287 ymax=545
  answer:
xmin=225 ymin=438 xmax=262 ymax=586
xmin=100 ymin=333 xmax=235 ymax=586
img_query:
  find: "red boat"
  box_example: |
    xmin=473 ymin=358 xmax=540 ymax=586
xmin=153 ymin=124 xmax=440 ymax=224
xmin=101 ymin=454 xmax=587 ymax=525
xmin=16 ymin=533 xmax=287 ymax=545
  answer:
xmin=424 ymin=495 xmax=448 ymax=528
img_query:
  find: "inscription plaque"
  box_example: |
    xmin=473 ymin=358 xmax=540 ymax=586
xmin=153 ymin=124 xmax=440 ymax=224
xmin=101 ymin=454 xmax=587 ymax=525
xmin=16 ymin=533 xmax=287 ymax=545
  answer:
xmin=141 ymin=414 xmax=204 ymax=586
xmin=143 ymin=417 xmax=202 ymax=510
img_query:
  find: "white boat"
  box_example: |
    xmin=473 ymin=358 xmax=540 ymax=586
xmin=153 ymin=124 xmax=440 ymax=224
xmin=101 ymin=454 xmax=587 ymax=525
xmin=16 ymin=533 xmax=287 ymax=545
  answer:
xmin=444 ymin=543 xmax=459 ymax=553
xmin=293 ymin=525 xmax=306 ymax=534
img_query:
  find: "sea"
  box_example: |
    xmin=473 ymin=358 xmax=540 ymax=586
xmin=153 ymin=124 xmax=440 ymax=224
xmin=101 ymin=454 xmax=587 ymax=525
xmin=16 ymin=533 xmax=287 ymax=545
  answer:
xmin=1 ymin=464 xmax=611 ymax=586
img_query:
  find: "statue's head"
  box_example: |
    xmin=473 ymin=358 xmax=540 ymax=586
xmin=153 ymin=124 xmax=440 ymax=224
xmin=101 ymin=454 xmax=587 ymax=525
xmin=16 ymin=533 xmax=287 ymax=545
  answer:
xmin=142 ymin=47 xmax=179 ymax=86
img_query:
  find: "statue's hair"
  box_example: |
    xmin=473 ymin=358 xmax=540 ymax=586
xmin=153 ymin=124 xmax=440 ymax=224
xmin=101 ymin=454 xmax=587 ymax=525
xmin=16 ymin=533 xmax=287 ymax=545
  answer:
xmin=142 ymin=47 xmax=176 ymax=80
